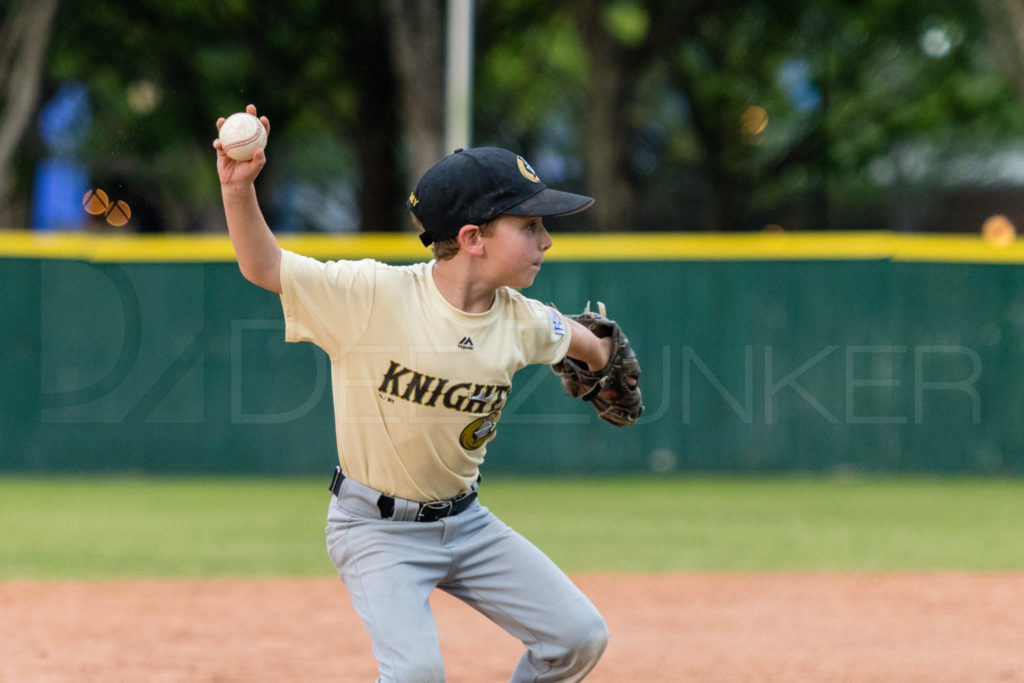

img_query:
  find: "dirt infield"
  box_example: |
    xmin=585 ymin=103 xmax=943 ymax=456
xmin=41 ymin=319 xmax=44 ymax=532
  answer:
xmin=2 ymin=573 xmax=1022 ymax=682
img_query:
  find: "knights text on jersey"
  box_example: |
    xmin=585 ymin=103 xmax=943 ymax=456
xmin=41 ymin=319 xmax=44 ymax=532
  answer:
xmin=279 ymin=250 xmax=571 ymax=501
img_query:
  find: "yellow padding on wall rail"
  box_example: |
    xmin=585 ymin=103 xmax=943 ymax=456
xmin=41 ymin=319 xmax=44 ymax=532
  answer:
xmin=4 ymin=229 xmax=1024 ymax=263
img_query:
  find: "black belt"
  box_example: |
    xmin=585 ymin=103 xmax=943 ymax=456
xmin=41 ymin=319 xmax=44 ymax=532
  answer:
xmin=328 ymin=467 xmax=479 ymax=522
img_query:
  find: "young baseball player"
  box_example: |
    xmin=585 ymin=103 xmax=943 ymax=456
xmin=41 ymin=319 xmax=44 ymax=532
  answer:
xmin=215 ymin=104 xmax=641 ymax=682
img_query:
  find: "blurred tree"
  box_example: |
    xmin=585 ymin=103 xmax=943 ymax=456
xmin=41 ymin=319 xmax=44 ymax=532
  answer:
xmin=382 ymin=0 xmax=445 ymax=188
xmin=0 ymin=0 xmax=58 ymax=225
xmin=570 ymin=0 xmax=735 ymax=231
xmin=780 ymin=0 xmax=1024 ymax=231
xmin=979 ymin=0 xmax=1024 ymax=96
xmin=3 ymin=0 xmax=1023 ymax=233
xmin=324 ymin=1 xmax=404 ymax=232
xmin=610 ymin=0 xmax=1024 ymax=230
xmin=473 ymin=2 xmax=589 ymax=168
xmin=478 ymin=0 xmax=1024 ymax=231
xmin=32 ymin=1 xmax=408 ymax=232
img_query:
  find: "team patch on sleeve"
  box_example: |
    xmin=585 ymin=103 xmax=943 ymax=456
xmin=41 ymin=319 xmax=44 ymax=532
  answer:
xmin=548 ymin=307 xmax=566 ymax=336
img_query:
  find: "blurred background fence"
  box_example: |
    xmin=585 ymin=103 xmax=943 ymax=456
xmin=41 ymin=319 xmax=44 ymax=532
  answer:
xmin=4 ymin=231 xmax=1023 ymax=476
xmin=6 ymin=2 xmax=1024 ymax=477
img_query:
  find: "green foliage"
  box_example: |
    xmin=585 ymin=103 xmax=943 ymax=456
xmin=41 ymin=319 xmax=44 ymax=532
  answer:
xmin=476 ymin=8 xmax=588 ymax=141
xmin=601 ymin=1 xmax=650 ymax=47
xmin=36 ymin=1 xmax=382 ymax=231
xmin=8 ymin=0 xmax=1024 ymax=231
xmin=3 ymin=476 xmax=1024 ymax=580
xmin=620 ymin=0 xmax=1024 ymax=228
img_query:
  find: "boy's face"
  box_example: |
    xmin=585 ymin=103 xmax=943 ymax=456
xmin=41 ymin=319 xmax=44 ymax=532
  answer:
xmin=482 ymin=215 xmax=553 ymax=289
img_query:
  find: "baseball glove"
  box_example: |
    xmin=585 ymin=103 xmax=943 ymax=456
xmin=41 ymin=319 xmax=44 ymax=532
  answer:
xmin=552 ymin=302 xmax=643 ymax=427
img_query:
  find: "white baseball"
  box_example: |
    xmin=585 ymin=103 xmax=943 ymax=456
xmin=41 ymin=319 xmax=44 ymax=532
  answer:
xmin=218 ymin=112 xmax=267 ymax=161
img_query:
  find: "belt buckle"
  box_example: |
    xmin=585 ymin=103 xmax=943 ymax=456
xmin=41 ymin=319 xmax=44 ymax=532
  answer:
xmin=417 ymin=499 xmax=453 ymax=522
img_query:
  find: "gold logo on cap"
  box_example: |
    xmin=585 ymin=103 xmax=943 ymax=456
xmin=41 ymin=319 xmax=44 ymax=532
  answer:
xmin=408 ymin=191 xmax=419 ymax=207
xmin=517 ymin=156 xmax=540 ymax=183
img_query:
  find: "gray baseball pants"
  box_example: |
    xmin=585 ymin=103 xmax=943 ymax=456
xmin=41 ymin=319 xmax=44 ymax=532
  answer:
xmin=325 ymin=475 xmax=609 ymax=683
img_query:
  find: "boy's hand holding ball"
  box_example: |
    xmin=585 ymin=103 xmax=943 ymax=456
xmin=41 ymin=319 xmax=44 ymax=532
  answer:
xmin=214 ymin=105 xmax=269 ymax=186
xmin=218 ymin=111 xmax=268 ymax=161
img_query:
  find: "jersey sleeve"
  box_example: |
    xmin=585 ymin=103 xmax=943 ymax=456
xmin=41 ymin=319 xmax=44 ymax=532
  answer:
xmin=278 ymin=250 xmax=376 ymax=353
xmin=507 ymin=293 xmax=572 ymax=367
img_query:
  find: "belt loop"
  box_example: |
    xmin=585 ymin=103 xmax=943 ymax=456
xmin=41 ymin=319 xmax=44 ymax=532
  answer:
xmin=376 ymin=496 xmax=395 ymax=519
xmin=328 ymin=466 xmax=343 ymax=495
xmin=389 ymin=498 xmax=421 ymax=522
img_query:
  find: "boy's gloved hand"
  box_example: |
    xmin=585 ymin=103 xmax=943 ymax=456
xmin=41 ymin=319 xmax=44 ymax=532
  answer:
xmin=552 ymin=302 xmax=643 ymax=427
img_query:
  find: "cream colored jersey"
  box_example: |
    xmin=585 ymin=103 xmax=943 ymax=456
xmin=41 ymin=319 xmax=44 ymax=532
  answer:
xmin=279 ymin=250 xmax=572 ymax=502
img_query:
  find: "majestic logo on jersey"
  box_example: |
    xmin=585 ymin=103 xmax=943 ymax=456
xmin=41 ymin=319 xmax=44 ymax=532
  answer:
xmin=377 ymin=360 xmax=509 ymax=415
xmin=458 ymin=336 xmax=474 ymax=350
xmin=517 ymin=156 xmax=540 ymax=183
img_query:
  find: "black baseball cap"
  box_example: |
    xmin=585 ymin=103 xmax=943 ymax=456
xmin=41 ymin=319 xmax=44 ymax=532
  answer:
xmin=408 ymin=147 xmax=595 ymax=246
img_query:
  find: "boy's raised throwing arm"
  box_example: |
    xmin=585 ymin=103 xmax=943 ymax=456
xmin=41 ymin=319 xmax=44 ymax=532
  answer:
xmin=214 ymin=105 xmax=282 ymax=294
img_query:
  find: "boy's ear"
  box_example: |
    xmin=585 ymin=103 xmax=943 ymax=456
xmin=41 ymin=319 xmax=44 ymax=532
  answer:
xmin=457 ymin=224 xmax=485 ymax=255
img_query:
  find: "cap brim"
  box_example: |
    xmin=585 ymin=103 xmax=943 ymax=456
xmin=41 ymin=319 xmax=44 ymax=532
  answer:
xmin=504 ymin=188 xmax=595 ymax=218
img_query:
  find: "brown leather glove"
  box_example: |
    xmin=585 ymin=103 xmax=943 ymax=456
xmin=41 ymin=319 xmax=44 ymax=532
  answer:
xmin=552 ymin=302 xmax=643 ymax=427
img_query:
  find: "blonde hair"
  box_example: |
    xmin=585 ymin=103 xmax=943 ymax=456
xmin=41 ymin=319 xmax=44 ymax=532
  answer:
xmin=411 ymin=212 xmax=498 ymax=261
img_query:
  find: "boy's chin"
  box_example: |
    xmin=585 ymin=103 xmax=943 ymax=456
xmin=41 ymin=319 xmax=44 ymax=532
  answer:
xmin=515 ymin=274 xmax=538 ymax=289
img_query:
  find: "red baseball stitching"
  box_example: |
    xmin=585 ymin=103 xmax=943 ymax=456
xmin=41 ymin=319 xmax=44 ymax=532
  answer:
xmin=223 ymin=115 xmax=264 ymax=152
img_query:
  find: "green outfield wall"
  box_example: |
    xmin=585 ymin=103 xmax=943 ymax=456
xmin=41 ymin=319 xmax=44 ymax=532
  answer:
xmin=3 ymin=230 xmax=1024 ymax=475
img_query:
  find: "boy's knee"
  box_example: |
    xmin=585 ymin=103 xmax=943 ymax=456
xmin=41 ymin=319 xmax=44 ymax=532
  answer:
xmin=379 ymin=641 xmax=445 ymax=683
xmin=510 ymin=604 xmax=609 ymax=682
xmin=572 ymin=614 xmax=610 ymax=663
xmin=382 ymin=659 xmax=445 ymax=683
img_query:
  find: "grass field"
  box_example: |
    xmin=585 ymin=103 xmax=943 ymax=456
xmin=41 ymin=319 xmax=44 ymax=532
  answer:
xmin=3 ymin=475 xmax=1024 ymax=580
